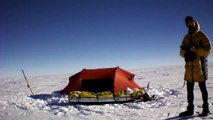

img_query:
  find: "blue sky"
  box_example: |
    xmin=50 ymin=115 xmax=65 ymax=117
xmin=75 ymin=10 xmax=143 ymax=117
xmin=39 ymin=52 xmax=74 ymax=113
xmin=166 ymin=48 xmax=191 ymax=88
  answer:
xmin=1 ymin=0 xmax=213 ymax=77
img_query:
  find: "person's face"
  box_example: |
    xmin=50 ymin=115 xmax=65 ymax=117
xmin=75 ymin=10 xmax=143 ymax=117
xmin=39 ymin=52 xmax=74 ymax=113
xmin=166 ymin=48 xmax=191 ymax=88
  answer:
xmin=187 ymin=21 xmax=196 ymax=29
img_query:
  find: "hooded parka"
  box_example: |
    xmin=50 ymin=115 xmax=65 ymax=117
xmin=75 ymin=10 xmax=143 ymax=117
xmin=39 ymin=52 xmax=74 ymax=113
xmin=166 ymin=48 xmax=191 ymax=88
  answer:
xmin=180 ymin=21 xmax=211 ymax=82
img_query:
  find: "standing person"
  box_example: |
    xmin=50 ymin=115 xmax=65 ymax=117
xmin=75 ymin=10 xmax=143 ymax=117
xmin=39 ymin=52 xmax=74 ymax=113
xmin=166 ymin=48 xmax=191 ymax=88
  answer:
xmin=179 ymin=16 xmax=211 ymax=117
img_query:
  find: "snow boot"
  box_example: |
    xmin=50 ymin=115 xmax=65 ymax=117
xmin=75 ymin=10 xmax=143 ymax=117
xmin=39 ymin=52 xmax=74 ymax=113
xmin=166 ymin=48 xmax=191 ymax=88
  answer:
xmin=200 ymin=103 xmax=210 ymax=116
xmin=179 ymin=105 xmax=194 ymax=116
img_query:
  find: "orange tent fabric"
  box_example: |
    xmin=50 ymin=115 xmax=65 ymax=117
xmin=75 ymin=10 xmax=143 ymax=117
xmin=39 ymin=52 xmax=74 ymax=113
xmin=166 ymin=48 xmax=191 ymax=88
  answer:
xmin=60 ymin=67 xmax=142 ymax=95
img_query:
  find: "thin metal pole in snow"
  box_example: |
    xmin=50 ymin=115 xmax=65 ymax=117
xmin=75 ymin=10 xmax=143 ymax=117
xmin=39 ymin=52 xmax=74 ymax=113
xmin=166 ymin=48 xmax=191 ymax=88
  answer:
xmin=21 ymin=69 xmax=34 ymax=95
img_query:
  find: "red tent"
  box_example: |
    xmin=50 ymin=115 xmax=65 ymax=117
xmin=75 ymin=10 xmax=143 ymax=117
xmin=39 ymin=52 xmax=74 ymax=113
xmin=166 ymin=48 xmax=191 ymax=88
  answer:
xmin=60 ymin=67 xmax=143 ymax=95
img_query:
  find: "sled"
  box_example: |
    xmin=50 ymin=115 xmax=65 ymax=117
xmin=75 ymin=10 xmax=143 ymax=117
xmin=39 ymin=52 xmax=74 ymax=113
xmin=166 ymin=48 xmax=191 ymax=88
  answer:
xmin=68 ymin=89 xmax=149 ymax=104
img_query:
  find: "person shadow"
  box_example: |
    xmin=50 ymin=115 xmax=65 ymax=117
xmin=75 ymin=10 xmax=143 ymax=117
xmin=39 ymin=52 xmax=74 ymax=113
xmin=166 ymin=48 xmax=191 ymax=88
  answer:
xmin=165 ymin=112 xmax=213 ymax=120
xmin=164 ymin=115 xmax=195 ymax=120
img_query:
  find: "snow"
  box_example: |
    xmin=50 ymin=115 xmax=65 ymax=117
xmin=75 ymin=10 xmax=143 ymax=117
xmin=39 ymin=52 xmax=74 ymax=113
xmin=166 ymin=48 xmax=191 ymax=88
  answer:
xmin=1 ymin=63 xmax=213 ymax=120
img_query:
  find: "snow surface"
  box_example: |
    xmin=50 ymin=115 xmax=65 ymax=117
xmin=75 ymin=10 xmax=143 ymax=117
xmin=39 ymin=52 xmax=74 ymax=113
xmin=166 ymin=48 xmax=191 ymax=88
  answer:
xmin=1 ymin=63 xmax=213 ymax=120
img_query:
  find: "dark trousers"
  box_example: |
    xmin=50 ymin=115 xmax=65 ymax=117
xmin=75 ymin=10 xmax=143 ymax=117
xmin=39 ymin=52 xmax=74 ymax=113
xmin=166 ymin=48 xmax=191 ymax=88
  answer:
xmin=187 ymin=81 xmax=208 ymax=106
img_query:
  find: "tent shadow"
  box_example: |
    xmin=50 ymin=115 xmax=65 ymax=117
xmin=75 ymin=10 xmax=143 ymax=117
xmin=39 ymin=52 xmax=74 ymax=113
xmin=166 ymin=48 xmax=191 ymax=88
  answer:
xmin=46 ymin=102 xmax=70 ymax=107
xmin=29 ymin=93 xmax=71 ymax=107
xmin=30 ymin=94 xmax=53 ymax=101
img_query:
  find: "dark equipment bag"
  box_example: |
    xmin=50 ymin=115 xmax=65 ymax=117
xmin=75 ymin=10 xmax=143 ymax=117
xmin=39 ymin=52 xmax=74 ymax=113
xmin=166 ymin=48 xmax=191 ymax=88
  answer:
xmin=201 ymin=57 xmax=208 ymax=80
